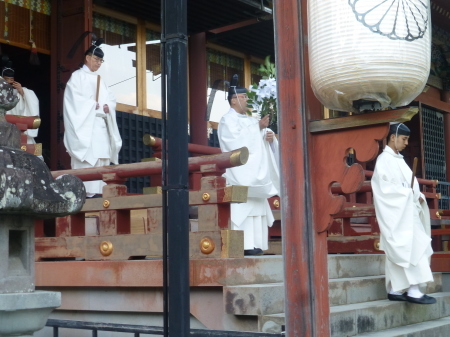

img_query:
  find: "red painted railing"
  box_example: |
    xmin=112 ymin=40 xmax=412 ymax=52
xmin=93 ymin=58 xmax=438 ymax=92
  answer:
xmin=35 ymin=146 xmax=251 ymax=261
xmin=328 ymin=170 xmax=449 ymax=255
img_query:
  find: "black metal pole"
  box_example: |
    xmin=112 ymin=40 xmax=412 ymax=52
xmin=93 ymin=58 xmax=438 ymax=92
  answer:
xmin=164 ymin=0 xmax=190 ymax=336
xmin=160 ymin=1 xmax=169 ymax=336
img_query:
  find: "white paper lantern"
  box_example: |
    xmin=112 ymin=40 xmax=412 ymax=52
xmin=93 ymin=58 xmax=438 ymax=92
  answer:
xmin=308 ymin=0 xmax=431 ymax=112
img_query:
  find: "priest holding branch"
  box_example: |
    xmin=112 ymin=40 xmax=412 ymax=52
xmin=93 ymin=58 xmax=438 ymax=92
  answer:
xmin=218 ymin=75 xmax=280 ymax=256
xmin=371 ymin=123 xmax=436 ymax=304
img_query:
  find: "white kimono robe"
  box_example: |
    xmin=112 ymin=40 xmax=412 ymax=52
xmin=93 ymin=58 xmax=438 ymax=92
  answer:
xmin=218 ymin=108 xmax=280 ymax=250
xmin=6 ymin=87 xmax=39 ymax=144
xmin=63 ymin=65 xmax=122 ymax=195
xmin=371 ymin=146 xmax=433 ymax=292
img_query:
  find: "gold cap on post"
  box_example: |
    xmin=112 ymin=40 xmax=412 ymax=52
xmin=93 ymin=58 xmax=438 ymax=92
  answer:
xmin=32 ymin=117 xmax=41 ymax=129
xmin=230 ymin=147 xmax=249 ymax=167
xmin=143 ymin=134 xmax=156 ymax=146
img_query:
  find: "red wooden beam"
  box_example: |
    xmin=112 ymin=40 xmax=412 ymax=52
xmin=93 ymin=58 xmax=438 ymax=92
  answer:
xmin=50 ymin=147 xmax=248 ymax=181
xmin=431 ymin=253 xmax=450 ymax=272
xmin=144 ymin=135 xmax=221 ymax=155
xmin=274 ymin=0 xmax=330 ymax=335
xmin=5 ymin=115 xmax=40 ymax=129
xmin=208 ymin=18 xmax=260 ymax=34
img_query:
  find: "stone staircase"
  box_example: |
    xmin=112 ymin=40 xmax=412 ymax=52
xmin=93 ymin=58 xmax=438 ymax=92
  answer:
xmin=224 ymin=254 xmax=450 ymax=336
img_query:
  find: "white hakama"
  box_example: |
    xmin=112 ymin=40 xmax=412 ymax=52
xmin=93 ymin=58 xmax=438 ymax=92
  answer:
xmin=219 ymin=109 xmax=279 ymax=250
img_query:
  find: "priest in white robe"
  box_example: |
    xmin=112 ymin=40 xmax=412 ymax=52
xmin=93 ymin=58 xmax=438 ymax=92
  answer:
xmin=2 ymin=66 xmax=40 ymax=145
xmin=218 ymin=80 xmax=280 ymax=255
xmin=63 ymin=39 xmax=122 ymax=197
xmin=371 ymin=122 xmax=436 ymax=304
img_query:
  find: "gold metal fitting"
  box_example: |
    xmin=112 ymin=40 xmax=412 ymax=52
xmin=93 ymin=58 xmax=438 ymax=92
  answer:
xmin=222 ymin=185 xmax=248 ymax=203
xmin=230 ymin=147 xmax=249 ymax=167
xmin=273 ymin=199 xmax=280 ymax=208
xmin=200 ymin=237 xmax=215 ymax=254
xmin=21 ymin=145 xmax=26 ymax=151
xmin=436 ymin=211 xmax=442 ymax=219
xmin=103 ymin=200 xmax=110 ymax=208
xmin=34 ymin=143 xmax=42 ymax=156
xmin=373 ymin=239 xmax=381 ymax=251
xmin=32 ymin=117 xmax=42 ymax=129
xmin=202 ymin=192 xmax=211 ymax=201
xmin=142 ymin=134 xmax=156 ymax=146
xmin=100 ymin=241 xmax=113 ymax=256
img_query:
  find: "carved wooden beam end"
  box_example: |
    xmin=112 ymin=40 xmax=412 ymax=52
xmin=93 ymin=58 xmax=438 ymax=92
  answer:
xmin=311 ymin=124 xmax=389 ymax=233
xmin=5 ymin=114 xmax=41 ymax=129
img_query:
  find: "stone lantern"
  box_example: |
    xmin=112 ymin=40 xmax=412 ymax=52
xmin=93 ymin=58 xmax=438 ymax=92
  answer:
xmin=0 ymin=78 xmax=85 ymax=336
xmin=308 ymin=0 xmax=431 ymax=113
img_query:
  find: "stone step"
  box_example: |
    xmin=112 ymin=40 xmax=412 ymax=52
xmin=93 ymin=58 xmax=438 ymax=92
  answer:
xmin=352 ymin=316 xmax=450 ymax=336
xmin=218 ymin=254 xmax=444 ymax=287
xmin=225 ymin=274 xmax=443 ymax=316
xmin=224 ymin=282 xmax=284 ymax=316
xmin=329 ymin=273 xmax=442 ymax=306
xmin=259 ymin=292 xmax=450 ymax=336
xmin=218 ymin=254 xmax=386 ymax=287
xmin=330 ymin=292 xmax=450 ymax=336
xmin=328 ymin=254 xmax=385 ymax=279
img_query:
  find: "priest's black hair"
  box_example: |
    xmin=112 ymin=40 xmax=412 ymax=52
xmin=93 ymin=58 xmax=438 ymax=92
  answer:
xmin=85 ymin=38 xmax=105 ymax=58
xmin=388 ymin=123 xmax=410 ymax=140
xmin=227 ymin=74 xmax=247 ymax=104
xmin=1 ymin=55 xmax=14 ymax=77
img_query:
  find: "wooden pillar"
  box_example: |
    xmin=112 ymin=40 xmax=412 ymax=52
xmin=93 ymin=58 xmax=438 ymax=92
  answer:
xmin=188 ymin=32 xmax=208 ymax=146
xmin=137 ymin=19 xmax=147 ymax=113
xmin=244 ymin=55 xmax=251 ymax=89
xmin=274 ymin=0 xmax=330 ymax=336
xmin=51 ymin=0 xmax=92 ymax=170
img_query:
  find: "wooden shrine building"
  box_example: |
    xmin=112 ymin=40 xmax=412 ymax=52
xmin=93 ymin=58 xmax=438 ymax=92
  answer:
xmin=0 ymin=0 xmax=450 ymax=336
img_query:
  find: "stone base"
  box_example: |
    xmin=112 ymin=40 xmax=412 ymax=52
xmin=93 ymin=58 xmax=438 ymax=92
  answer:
xmin=0 ymin=291 xmax=61 ymax=337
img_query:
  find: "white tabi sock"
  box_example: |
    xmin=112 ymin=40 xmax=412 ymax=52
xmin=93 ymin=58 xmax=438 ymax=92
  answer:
xmin=407 ymin=284 xmax=424 ymax=298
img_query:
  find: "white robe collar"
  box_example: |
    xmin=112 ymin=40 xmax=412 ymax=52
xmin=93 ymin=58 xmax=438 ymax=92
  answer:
xmin=383 ymin=145 xmax=403 ymax=159
xmin=82 ymin=64 xmax=97 ymax=74
xmin=229 ymin=107 xmax=250 ymax=119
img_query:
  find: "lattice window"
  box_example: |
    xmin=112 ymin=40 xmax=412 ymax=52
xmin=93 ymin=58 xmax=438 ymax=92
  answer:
xmin=207 ymin=49 xmax=244 ymax=90
xmin=93 ymin=12 xmax=136 ymax=46
xmin=422 ymin=106 xmax=448 ymax=209
xmin=251 ymin=62 xmax=263 ymax=86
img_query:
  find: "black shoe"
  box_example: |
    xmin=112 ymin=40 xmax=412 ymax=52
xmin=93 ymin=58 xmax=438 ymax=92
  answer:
xmin=406 ymin=294 xmax=437 ymax=304
xmin=387 ymin=292 xmax=408 ymax=301
xmin=244 ymin=248 xmax=264 ymax=256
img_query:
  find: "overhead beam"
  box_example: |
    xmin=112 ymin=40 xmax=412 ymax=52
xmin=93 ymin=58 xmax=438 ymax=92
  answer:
xmin=208 ymin=18 xmax=260 ymax=34
xmin=208 ymin=19 xmax=273 ymax=41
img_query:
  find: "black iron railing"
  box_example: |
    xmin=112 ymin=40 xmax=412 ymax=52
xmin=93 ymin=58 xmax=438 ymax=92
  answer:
xmin=46 ymin=319 xmax=284 ymax=337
